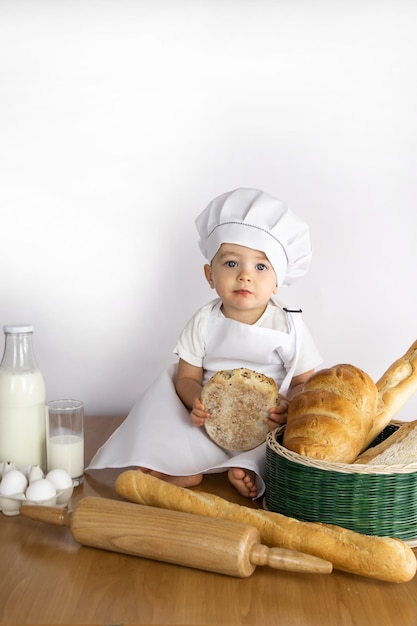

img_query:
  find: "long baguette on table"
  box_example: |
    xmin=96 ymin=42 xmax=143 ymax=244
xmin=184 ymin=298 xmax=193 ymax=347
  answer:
xmin=115 ymin=470 xmax=416 ymax=583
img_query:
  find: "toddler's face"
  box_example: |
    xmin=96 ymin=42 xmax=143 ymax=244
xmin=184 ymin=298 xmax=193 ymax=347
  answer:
xmin=204 ymin=243 xmax=278 ymax=323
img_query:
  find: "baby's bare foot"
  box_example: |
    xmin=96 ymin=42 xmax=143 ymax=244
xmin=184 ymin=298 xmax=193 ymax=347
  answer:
xmin=228 ymin=467 xmax=258 ymax=498
xmin=136 ymin=467 xmax=203 ymax=487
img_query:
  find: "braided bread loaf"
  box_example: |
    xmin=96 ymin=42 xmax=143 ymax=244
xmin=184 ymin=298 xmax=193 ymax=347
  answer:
xmin=283 ymin=364 xmax=378 ymax=463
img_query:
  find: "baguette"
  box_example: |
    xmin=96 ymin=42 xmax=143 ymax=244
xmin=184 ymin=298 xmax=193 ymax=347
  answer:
xmin=356 ymin=419 xmax=417 ymax=465
xmin=115 ymin=470 xmax=416 ymax=583
xmin=364 ymin=340 xmax=417 ymax=448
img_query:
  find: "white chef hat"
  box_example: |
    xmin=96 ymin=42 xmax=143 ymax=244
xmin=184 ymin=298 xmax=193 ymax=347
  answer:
xmin=195 ymin=187 xmax=312 ymax=287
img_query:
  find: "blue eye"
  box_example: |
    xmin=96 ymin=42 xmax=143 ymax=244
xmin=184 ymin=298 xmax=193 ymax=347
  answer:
xmin=256 ymin=263 xmax=267 ymax=271
xmin=226 ymin=260 xmax=238 ymax=268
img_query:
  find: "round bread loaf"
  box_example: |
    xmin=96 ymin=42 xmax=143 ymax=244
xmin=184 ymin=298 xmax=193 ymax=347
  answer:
xmin=283 ymin=364 xmax=378 ymax=463
xmin=201 ymin=368 xmax=279 ymax=451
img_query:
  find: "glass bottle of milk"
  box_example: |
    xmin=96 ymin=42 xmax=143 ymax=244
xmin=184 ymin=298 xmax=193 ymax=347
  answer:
xmin=0 ymin=324 xmax=46 ymax=469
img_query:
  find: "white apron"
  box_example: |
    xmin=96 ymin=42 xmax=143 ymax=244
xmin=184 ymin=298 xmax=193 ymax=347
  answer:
xmin=86 ymin=305 xmax=302 ymax=497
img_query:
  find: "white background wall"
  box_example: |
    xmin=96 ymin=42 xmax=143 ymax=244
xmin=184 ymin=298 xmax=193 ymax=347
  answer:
xmin=1 ymin=0 xmax=416 ymax=420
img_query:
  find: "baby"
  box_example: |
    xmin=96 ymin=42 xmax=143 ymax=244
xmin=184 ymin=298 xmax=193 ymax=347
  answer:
xmin=174 ymin=241 xmax=315 ymax=496
xmin=87 ymin=188 xmax=322 ymax=499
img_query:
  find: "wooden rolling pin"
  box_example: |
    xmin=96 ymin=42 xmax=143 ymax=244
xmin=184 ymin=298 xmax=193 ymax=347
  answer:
xmin=20 ymin=496 xmax=332 ymax=577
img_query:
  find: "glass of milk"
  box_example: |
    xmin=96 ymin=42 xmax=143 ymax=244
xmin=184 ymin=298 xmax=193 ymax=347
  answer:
xmin=46 ymin=400 xmax=84 ymax=485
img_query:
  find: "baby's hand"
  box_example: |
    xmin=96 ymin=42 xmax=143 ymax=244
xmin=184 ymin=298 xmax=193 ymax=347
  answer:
xmin=190 ymin=397 xmax=210 ymax=427
xmin=265 ymin=396 xmax=289 ymax=431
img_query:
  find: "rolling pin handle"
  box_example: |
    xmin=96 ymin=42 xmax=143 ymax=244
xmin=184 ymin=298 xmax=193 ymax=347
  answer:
xmin=250 ymin=544 xmax=333 ymax=574
xmin=20 ymin=505 xmax=72 ymax=527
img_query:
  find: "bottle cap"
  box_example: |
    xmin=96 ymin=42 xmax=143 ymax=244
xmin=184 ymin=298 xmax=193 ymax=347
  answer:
xmin=3 ymin=324 xmax=34 ymax=334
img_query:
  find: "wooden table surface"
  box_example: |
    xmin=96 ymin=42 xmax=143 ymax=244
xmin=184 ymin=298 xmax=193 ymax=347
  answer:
xmin=2 ymin=415 xmax=417 ymax=626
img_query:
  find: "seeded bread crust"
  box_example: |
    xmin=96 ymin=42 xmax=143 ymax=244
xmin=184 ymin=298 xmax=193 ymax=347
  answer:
xmin=201 ymin=368 xmax=279 ymax=451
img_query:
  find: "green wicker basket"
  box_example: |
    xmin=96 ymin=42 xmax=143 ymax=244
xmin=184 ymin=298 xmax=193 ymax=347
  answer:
xmin=265 ymin=423 xmax=417 ymax=545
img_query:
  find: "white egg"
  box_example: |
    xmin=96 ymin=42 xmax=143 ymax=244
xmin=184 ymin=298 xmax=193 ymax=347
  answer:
xmin=0 ymin=469 xmax=28 ymax=495
xmin=46 ymin=469 xmax=72 ymax=490
xmin=25 ymin=478 xmax=56 ymax=502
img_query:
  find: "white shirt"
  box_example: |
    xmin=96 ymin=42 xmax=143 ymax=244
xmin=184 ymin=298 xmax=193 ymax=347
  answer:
xmin=174 ymin=297 xmax=322 ymax=389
